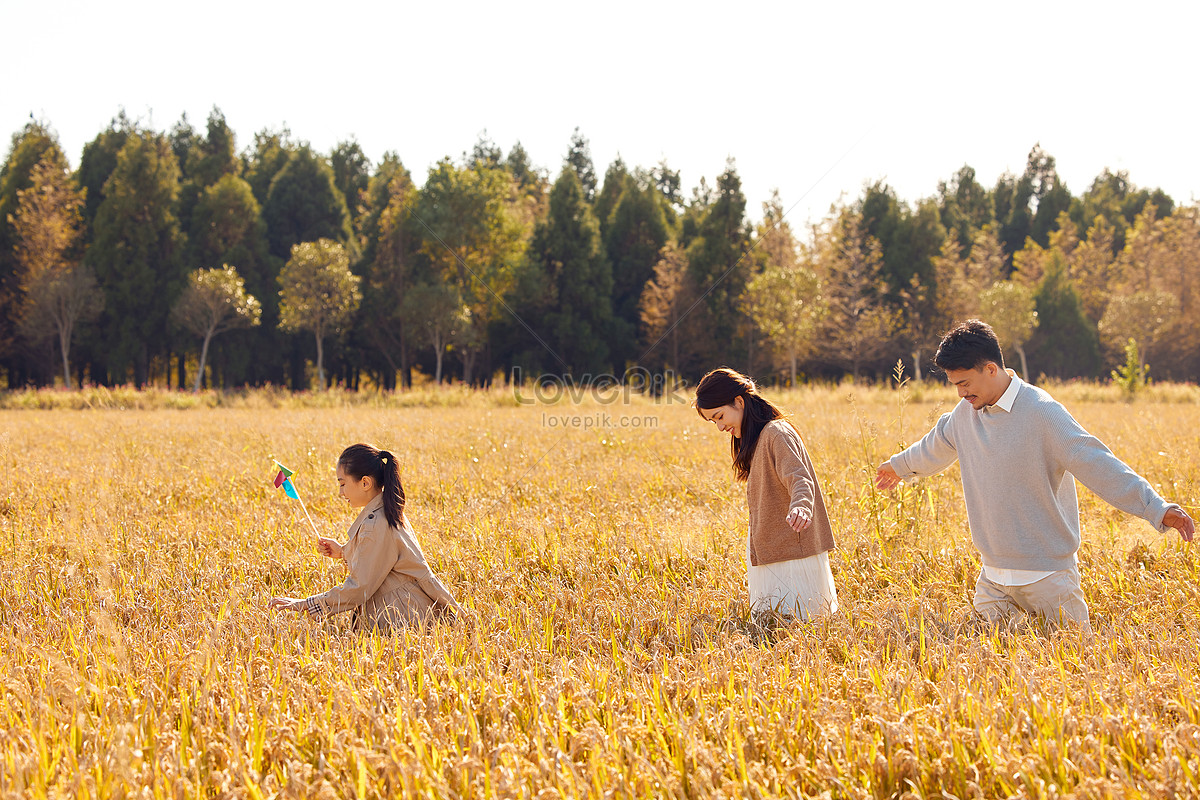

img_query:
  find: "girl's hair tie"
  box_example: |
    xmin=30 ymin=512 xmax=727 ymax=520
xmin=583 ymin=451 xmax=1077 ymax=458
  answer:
xmin=381 ymin=456 xmax=388 ymax=464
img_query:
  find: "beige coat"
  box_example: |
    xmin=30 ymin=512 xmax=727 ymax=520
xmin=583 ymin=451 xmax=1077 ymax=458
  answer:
xmin=746 ymin=420 xmax=836 ymax=566
xmin=308 ymin=495 xmax=461 ymax=631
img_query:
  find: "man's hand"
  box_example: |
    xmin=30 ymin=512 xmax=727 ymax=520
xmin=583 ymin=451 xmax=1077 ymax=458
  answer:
xmin=786 ymin=506 xmax=811 ymax=532
xmin=1164 ymin=507 xmax=1196 ymax=542
xmin=317 ymin=537 xmax=344 ymax=559
xmin=875 ymin=461 xmax=902 ymax=491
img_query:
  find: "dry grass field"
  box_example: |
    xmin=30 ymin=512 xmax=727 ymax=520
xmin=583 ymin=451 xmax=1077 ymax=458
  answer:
xmin=2 ymin=379 xmax=1200 ymax=799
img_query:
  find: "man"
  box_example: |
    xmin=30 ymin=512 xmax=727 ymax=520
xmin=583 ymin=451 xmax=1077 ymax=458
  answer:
xmin=876 ymin=319 xmax=1194 ymax=632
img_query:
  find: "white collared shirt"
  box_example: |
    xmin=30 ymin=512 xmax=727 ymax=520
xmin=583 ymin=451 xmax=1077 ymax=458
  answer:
xmin=980 ymin=370 xmax=1075 ymax=586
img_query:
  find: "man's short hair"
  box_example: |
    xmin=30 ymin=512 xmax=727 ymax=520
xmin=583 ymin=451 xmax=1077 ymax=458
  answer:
xmin=934 ymin=319 xmax=1005 ymax=372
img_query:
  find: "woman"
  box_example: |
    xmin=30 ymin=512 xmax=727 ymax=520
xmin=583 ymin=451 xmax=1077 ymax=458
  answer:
xmin=695 ymin=368 xmax=838 ymax=620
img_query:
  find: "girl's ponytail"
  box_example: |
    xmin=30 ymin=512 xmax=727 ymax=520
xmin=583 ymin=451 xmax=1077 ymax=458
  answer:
xmin=338 ymin=443 xmax=406 ymax=529
xmin=377 ymin=449 xmax=405 ymax=529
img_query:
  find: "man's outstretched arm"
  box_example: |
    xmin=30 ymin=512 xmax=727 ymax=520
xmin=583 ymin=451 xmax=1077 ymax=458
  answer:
xmin=876 ymin=412 xmax=958 ymax=490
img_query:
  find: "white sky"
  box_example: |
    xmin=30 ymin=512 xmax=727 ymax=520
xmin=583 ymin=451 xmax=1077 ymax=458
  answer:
xmin=5 ymin=0 xmax=1197 ymax=228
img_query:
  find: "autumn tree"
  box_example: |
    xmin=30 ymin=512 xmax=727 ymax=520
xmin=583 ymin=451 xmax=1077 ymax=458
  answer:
xmin=278 ymin=239 xmax=361 ymax=389
xmin=402 ymin=282 xmax=466 ymax=384
xmin=10 ymin=154 xmax=102 ymax=386
xmin=358 ymin=156 xmax=418 ymax=388
xmin=815 ymin=210 xmax=899 ymax=378
xmin=639 ymin=244 xmax=692 ymax=373
xmin=741 ymin=260 xmax=824 ymax=386
xmin=0 ymin=121 xmax=64 ymax=373
xmin=415 ymin=157 xmax=528 ymax=384
xmin=172 ymin=265 xmax=261 ymax=391
xmin=1098 ymin=290 xmax=1179 ymax=373
xmin=979 ymin=281 xmax=1038 ymax=379
xmin=740 ymin=193 xmax=825 ymax=384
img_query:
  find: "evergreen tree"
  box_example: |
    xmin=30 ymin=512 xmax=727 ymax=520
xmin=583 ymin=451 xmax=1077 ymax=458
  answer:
xmin=936 ymin=165 xmax=993 ymax=252
xmin=604 ymin=170 xmax=669 ymax=369
xmin=89 ymin=131 xmax=186 ymax=385
xmin=860 ymin=182 xmax=945 ymax=301
xmin=684 ymin=160 xmax=752 ymax=368
xmin=1069 ymin=169 xmax=1174 ymax=254
xmin=1026 ymin=252 xmax=1100 ymax=378
xmin=468 ymin=131 xmax=502 ymax=169
xmin=76 ymin=112 xmax=136 ymax=237
xmin=506 ymin=141 xmax=544 ymax=198
xmin=527 ymin=168 xmax=613 ymax=375
xmin=189 ymin=108 xmax=239 ymax=189
xmin=176 ymin=108 xmax=239 ymax=232
xmin=263 ymin=144 xmax=354 ymax=261
xmin=243 ymin=127 xmax=294 ymax=209
xmin=330 ymin=139 xmax=371 ymax=234
xmin=593 ymin=156 xmax=628 ymax=237
xmin=565 ymin=127 xmax=597 ymax=203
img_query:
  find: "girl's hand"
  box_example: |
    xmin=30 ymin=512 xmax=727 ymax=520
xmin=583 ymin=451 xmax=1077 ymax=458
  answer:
xmin=270 ymin=596 xmax=307 ymax=612
xmin=786 ymin=506 xmax=811 ymax=532
xmin=317 ymin=537 xmax=344 ymax=559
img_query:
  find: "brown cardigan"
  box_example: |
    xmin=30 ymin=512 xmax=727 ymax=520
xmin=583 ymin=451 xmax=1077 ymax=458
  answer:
xmin=746 ymin=419 xmax=836 ymax=566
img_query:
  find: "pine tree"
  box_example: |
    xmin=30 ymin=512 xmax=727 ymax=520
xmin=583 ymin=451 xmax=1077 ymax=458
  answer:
xmin=604 ymin=170 xmax=668 ymax=369
xmin=89 ymin=131 xmax=185 ymax=385
xmin=528 ymin=168 xmax=613 ymax=375
xmin=263 ymin=144 xmax=353 ymax=261
xmin=684 ymin=160 xmax=752 ymax=367
xmin=1026 ymin=252 xmax=1100 ymax=378
xmin=565 ymin=128 xmax=597 ymax=203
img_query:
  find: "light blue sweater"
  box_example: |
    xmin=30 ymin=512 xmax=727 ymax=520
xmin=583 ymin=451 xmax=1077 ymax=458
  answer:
xmin=890 ymin=381 xmax=1176 ymax=571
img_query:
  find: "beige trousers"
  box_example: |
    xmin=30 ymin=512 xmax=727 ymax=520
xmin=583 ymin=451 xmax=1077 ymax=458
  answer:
xmin=973 ymin=565 xmax=1092 ymax=633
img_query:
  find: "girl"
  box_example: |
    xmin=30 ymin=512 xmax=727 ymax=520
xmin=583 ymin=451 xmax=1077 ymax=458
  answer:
xmin=270 ymin=443 xmax=462 ymax=631
xmin=695 ymin=368 xmax=838 ymax=620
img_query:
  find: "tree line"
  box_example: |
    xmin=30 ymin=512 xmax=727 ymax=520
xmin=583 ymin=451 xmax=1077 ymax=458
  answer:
xmin=1 ymin=107 xmax=1197 ymax=391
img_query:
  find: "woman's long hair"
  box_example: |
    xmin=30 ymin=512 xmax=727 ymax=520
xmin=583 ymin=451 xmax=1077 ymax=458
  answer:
xmin=694 ymin=368 xmax=787 ymax=481
xmin=338 ymin=443 xmax=405 ymax=529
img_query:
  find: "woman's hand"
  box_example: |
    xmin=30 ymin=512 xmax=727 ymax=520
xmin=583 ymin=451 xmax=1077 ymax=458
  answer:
xmin=786 ymin=506 xmax=811 ymax=532
xmin=270 ymin=596 xmax=307 ymax=612
xmin=317 ymin=537 xmax=344 ymax=559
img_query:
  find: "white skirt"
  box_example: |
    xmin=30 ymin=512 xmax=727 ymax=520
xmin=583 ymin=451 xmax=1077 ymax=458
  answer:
xmin=747 ymin=541 xmax=838 ymax=620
